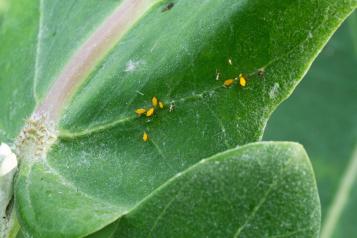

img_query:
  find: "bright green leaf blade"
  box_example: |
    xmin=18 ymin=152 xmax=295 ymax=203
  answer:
xmin=0 ymin=0 xmax=124 ymax=141
xmin=89 ymin=142 xmax=321 ymax=238
xmin=0 ymin=0 xmax=38 ymax=142
xmin=0 ymin=0 xmax=355 ymax=237
xmin=264 ymin=11 xmax=357 ymax=238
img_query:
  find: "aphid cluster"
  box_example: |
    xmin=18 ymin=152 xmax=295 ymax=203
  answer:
xmin=220 ymin=58 xmax=248 ymax=89
xmin=223 ymin=74 xmax=247 ymax=88
xmin=216 ymin=59 xmax=247 ymax=88
xmin=135 ymin=57 xmax=259 ymax=143
xmin=135 ymin=96 xmax=165 ymax=142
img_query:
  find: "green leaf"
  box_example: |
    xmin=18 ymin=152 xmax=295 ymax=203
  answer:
xmin=0 ymin=0 xmax=355 ymax=237
xmin=0 ymin=0 xmax=126 ymax=141
xmin=265 ymin=12 xmax=357 ymax=238
xmin=89 ymin=142 xmax=321 ymax=238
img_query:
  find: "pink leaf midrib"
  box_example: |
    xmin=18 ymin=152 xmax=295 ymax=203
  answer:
xmin=35 ymin=0 xmax=156 ymax=122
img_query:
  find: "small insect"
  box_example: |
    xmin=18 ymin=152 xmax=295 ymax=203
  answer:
xmin=215 ymin=70 xmax=221 ymax=80
xmin=239 ymin=74 xmax=247 ymax=87
xmin=224 ymin=79 xmax=234 ymax=87
xmin=159 ymin=101 xmax=164 ymax=109
xmin=257 ymin=68 xmax=265 ymax=77
xmin=162 ymin=2 xmax=175 ymax=12
xmin=146 ymin=107 xmax=155 ymax=117
xmin=169 ymin=102 xmax=175 ymax=112
xmin=143 ymin=132 xmax=149 ymax=142
xmin=228 ymin=59 xmax=233 ymax=65
xmin=135 ymin=108 xmax=146 ymax=116
xmin=152 ymin=96 xmax=158 ymax=107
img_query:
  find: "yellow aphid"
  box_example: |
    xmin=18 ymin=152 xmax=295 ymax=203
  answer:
xmin=143 ymin=132 xmax=149 ymax=142
xmin=159 ymin=101 xmax=164 ymax=109
xmin=135 ymin=108 xmax=146 ymax=116
xmin=152 ymin=96 xmax=158 ymax=107
xmin=228 ymin=59 xmax=233 ymax=65
xmin=146 ymin=107 xmax=155 ymax=117
xmin=224 ymin=79 xmax=234 ymax=87
xmin=239 ymin=74 xmax=247 ymax=87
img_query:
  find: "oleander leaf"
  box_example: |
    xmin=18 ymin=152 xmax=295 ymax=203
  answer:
xmin=0 ymin=0 xmax=355 ymax=237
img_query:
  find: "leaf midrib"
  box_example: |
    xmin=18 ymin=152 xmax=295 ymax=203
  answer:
xmin=33 ymin=0 xmax=44 ymax=104
xmin=33 ymin=0 xmax=161 ymax=122
xmin=232 ymin=154 xmax=296 ymax=237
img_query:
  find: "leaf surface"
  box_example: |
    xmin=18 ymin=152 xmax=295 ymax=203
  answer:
xmin=265 ymin=11 xmax=357 ymax=238
xmin=89 ymin=142 xmax=321 ymax=238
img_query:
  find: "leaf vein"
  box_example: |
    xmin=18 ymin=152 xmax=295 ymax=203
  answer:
xmin=33 ymin=0 xmax=44 ymax=104
xmin=147 ymin=177 xmax=193 ymax=238
xmin=232 ymin=156 xmax=295 ymax=237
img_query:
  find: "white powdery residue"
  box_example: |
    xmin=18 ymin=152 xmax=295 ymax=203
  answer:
xmin=269 ymin=83 xmax=280 ymax=99
xmin=124 ymin=59 xmax=144 ymax=72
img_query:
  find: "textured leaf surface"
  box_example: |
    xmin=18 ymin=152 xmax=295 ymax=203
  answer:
xmin=0 ymin=0 xmax=122 ymax=141
xmin=265 ymin=12 xmax=357 ymax=238
xmin=0 ymin=0 xmax=355 ymax=237
xmin=89 ymin=142 xmax=321 ymax=238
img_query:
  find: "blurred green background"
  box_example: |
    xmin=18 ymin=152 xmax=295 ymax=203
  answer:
xmin=265 ymin=11 xmax=357 ymax=238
